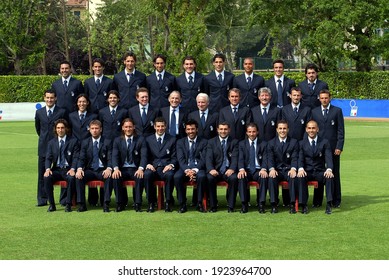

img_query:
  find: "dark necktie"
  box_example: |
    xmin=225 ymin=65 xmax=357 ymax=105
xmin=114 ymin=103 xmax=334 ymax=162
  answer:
xmin=92 ymin=140 xmax=99 ymax=171
xmin=324 ymin=108 xmax=328 ymax=120
xmin=249 ymin=140 xmax=256 ymax=174
xmin=59 ymin=139 xmax=65 ymax=168
xmin=233 ymin=107 xmax=237 ymax=120
xmin=63 ymin=80 xmax=68 ymax=91
xmin=111 ymin=109 xmax=116 ymax=118
xmin=220 ymin=139 xmax=227 ymax=174
xmin=127 ymin=73 xmax=133 ymax=83
xmin=188 ymin=75 xmax=193 ymax=87
xmin=127 ymin=138 xmax=133 ymax=164
xmin=262 ymin=107 xmax=267 ymax=122
xmin=294 ymin=107 xmax=298 ymax=116
xmin=189 ymin=140 xmax=195 ymax=167
xmin=218 ymin=74 xmax=223 ymax=86
xmin=247 ymin=76 xmax=252 ymax=88
xmin=170 ymin=108 xmax=177 ymax=136
xmin=277 ymin=79 xmax=283 ymax=107
xmin=96 ymin=79 xmax=101 ymax=88
xmin=281 ymin=140 xmax=285 ymax=153
xmin=311 ymin=140 xmax=316 ymax=154
xmin=141 ymin=107 xmax=147 ymax=125
xmin=158 ymin=73 xmax=162 ymax=85
xmin=200 ymin=112 xmax=206 ymax=128
xmin=48 ymin=109 xmax=53 ymax=118
xmin=80 ymin=113 xmax=85 ymax=122
xmin=157 ymin=137 xmax=162 ymax=149
xmin=308 ymin=83 xmax=315 ymax=92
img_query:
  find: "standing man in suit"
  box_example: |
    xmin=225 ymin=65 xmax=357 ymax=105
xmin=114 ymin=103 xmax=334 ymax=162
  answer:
xmin=312 ymin=90 xmax=344 ymax=208
xmin=233 ymin=57 xmax=265 ymax=108
xmin=219 ymin=88 xmax=251 ymax=141
xmin=297 ymin=120 xmax=334 ymax=214
xmin=298 ymin=63 xmax=329 ymax=109
xmin=267 ymin=120 xmax=299 ymax=213
xmin=144 ymin=117 xmax=177 ymax=212
xmin=84 ymin=58 xmax=114 ymax=113
xmin=265 ymin=59 xmax=295 ymax=108
xmin=159 ymin=91 xmax=187 ymax=139
xmin=51 ymin=60 xmax=84 ymax=115
xmin=237 ymin=123 xmax=268 ymax=213
xmin=146 ymin=54 xmax=176 ymax=110
xmin=251 ymin=87 xmax=281 ymax=141
xmin=175 ymin=56 xmax=205 ymax=112
xmin=174 ymin=120 xmax=208 ymax=213
xmin=75 ymin=120 xmax=112 ymax=212
xmin=35 ymin=89 xmax=67 ymax=207
xmin=112 ymin=118 xmax=147 ymax=212
xmin=206 ymin=122 xmax=239 ymax=213
xmin=69 ymin=94 xmax=97 ymax=142
xmin=44 ymin=119 xmax=79 ymax=212
xmin=98 ymin=90 xmax=128 ymax=141
xmin=187 ymin=93 xmax=218 ymax=140
xmin=204 ymin=53 xmax=234 ymax=113
xmin=113 ymin=51 xmax=146 ymax=109
xmin=282 ymin=87 xmax=312 ymax=141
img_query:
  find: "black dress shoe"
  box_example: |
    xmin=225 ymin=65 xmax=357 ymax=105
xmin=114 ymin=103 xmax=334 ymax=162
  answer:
xmin=36 ymin=202 xmax=47 ymax=207
xmin=47 ymin=204 xmax=56 ymax=212
xmin=312 ymin=204 xmax=322 ymax=208
xmin=77 ymin=204 xmax=87 ymax=212
xmin=332 ymin=202 xmax=341 ymax=208
xmin=65 ymin=204 xmax=72 ymax=212
xmin=196 ymin=203 xmax=205 ymax=213
xmin=301 ymin=205 xmax=309 ymax=214
xmin=103 ymin=204 xmax=110 ymax=213
xmin=240 ymin=204 xmax=248 ymax=213
xmin=165 ymin=202 xmax=172 ymax=212
xmin=289 ymin=205 xmax=297 ymax=214
xmin=147 ymin=203 xmax=155 ymax=213
xmin=134 ymin=203 xmax=142 ymax=212
xmin=227 ymin=207 xmax=235 ymax=213
xmin=325 ymin=204 xmax=332 ymax=214
xmin=178 ymin=205 xmax=187 ymax=213
xmin=271 ymin=206 xmax=278 ymax=214
xmin=209 ymin=207 xmax=217 ymax=213
xmin=258 ymin=204 xmax=265 ymax=214
xmin=115 ymin=204 xmax=124 ymax=212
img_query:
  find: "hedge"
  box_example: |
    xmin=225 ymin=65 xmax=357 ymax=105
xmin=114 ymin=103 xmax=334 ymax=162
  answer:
xmin=0 ymin=71 xmax=388 ymax=103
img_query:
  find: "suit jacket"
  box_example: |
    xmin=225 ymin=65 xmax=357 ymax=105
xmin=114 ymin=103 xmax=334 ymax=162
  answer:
xmin=68 ymin=111 xmax=98 ymax=141
xmin=175 ymin=72 xmax=205 ymax=112
xmin=233 ymin=73 xmax=265 ymax=108
xmin=45 ymin=136 xmax=80 ymax=170
xmin=265 ymin=76 xmax=296 ymax=108
xmin=113 ymin=70 xmax=147 ymax=109
xmin=128 ymin=104 xmax=158 ymax=137
xmin=250 ymin=105 xmax=281 ymax=141
xmin=98 ymin=106 xmax=128 ymax=140
xmin=204 ymin=71 xmax=234 ymax=113
xmin=159 ymin=106 xmax=188 ymax=139
xmin=176 ymin=137 xmax=208 ymax=171
xmin=146 ymin=71 xmax=176 ymax=109
xmin=206 ymin=136 xmax=238 ymax=172
xmin=238 ymin=138 xmax=268 ymax=171
xmin=77 ymin=137 xmax=112 ymax=170
xmin=187 ymin=110 xmax=218 ymax=140
xmin=267 ymin=137 xmax=298 ymax=171
xmin=112 ymin=135 xmax=147 ymax=169
xmin=281 ymin=104 xmax=312 ymax=140
xmin=311 ymin=105 xmax=345 ymax=151
xmin=298 ymin=79 xmax=329 ymax=109
xmin=84 ymin=76 xmax=114 ymax=113
xmin=51 ymin=77 xmax=84 ymax=114
xmin=218 ymin=105 xmax=251 ymax=141
xmin=35 ymin=106 xmax=67 ymax=157
xmin=298 ymin=136 xmax=333 ymax=172
xmin=145 ymin=134 xmax=177 ymax=168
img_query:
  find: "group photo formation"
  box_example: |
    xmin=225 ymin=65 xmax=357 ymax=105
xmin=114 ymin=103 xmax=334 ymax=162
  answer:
xmin=35 ymin=51 xmax=345 ymax=216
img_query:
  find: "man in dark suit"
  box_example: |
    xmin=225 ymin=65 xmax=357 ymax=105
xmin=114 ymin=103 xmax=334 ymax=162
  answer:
xmin=146 ymin=54 xmax=176 ymax=110
xmin=312 ymin=90 xmax=344 ymax=208
xmin=98 ymin=90 xmax=128 ymax=141
xmin=113 ymin=51 xmax=146 ymax=109
xmin=84 ymin=58 xmax=114 ymax=113
xmin=44 ymin=119 xmax=79 ymax=212
xmin=51 ymin=60 xmax=84 ymax=115
xmin=297 ymin=120 xmax=334 ymax=214
xmin=35 ymin=89 xmax=67 ymax=207
xmin=175 ymin=56 xmax=205 ymax=112
xmin=265 ymin=59 xmax=295 ymax=108
xmin=237 ymin=123 xmax=268 ymax=214
xmin=250 ymin=87 xmax=281 ymax=141
xmin=298 ymin=63 xmax=329 ymax=109
xmin=206 ymin=122 xmax=239 ymax=213
xmin=75 ymin=120 xmax=112 ymax=212
xmin=187 ymin=93 xmax=218 ymax=140
xmin=174 ymin=120 xmax=208 ymax=213
xmin=282 ymin=87 xmax=312 ymax=141
xmin=144 ymin=117 xmax=177 ymax=212
xmin=159 ymin=91 xmax=187 ymax=139
xmin=233 ymin=57 xmax=265 ymax=108
xmin=219 ymin=88 xmax=251 ymax=141
xmin=204 ymin=53 xmax=234 ymax=113
xmin=267 ymin=120 xmax=299 ymax=213
xmin=112 ymin=118 xmax=148 ymax=212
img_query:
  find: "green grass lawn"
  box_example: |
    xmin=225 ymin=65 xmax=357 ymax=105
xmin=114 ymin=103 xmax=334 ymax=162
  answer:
xmin=0 ymin=120 xmax=388 ymax=260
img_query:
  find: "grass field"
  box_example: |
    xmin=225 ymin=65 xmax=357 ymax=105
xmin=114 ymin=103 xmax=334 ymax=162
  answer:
xmin=0 ymin=120 xmax=388 ymax=260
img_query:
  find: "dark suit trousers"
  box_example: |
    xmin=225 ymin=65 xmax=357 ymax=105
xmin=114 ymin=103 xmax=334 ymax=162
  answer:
xmin=268 ymin=169 xmax=295 ymax=205
xmin=144 ymin=167 xmax=175 ymax=204
xmin=298 ymin=171 xmax=333 ymax=205
xmin=112 ymin=167 xmax=144 ymax=205
xmin=44 ymin=169 xmax=75 ymax=205
xmin=174 ymin=169 xmax=207 ymax=205
xmin=76 ymin=169 xmax=112 ymax=205
xmin=238 ymin=170 xmax=268 ymax=204
xmin=332 ymin=154 xmax=341 ymax=205
xmin=37 ymin=156 xmax=48 ymax=204
xmin=207 ymin=172 xmax=238 ymax=209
